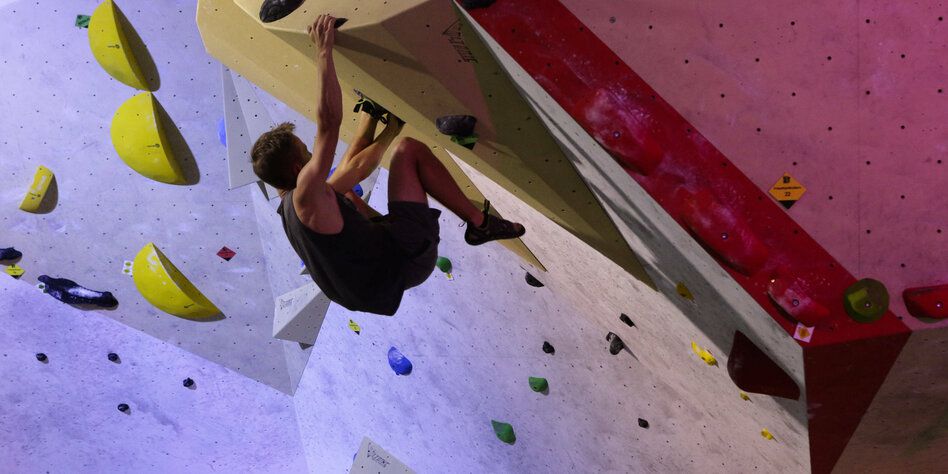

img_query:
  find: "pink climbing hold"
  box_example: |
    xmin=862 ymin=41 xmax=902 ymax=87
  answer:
xmin=767 ymin=278 xmax=830 ymax=327
xmin=902 ymin=283 xmax=948 ymax=321
xmin=677 ymin=188 xmax=769 ymax=276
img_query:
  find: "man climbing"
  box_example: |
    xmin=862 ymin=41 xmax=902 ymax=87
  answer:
xmin=250 ymin=14 xmax=526 ymax=316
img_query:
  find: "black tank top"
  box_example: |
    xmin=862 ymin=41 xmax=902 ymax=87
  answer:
xmin=278 ymin=190 xmax=405 ymax=316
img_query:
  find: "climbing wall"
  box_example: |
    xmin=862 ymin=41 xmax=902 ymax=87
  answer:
xmin=459 ymin=1 xmax=947 ymax=472
xmin=0 ymin=0 xmax=311 ymax=394
xmin=289 ymin=169 xmax=808 ymax=472
xmin=0 ymin=277 xmax=310 ymax=472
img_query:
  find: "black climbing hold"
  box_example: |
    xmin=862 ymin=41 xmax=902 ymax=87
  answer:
xmin=117 ymin=403 xmax=130 ymax=413
xmin=436 ymin=115 xmax=477 ymax=137
xmin=460 ymin=0 xmax=496 ymax=10
xmin=525 ymin=272 xmax=544 ymax=288
xmin=0 ymin=247 xmax=22 ymax=262
xmin=606 ymin=332 xmax=625 ymax=355
xmin=333 ymin=17 xmax=348 ymax=29
xmin=638 ymin=418 xmax=649 ymax=429
xmin=619 ymin=313 xmax=635 ymax=327
xmin=542 ymin=341 xmax=555 ymax=354
xmin=259 ymin=0 xmax=304 ymax=23
xmin=183 ymin=378 xmax=195 ymax=388
xmin=35 ymin=353 xmax=48 ymax=362
xmin=38 ymin=275 xmax=118 ymax=308
xmin=107 ymin=353 xmax=119 ymax=362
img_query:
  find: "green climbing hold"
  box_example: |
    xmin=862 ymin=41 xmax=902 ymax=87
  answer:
xmin=450 ymin=134 xmax=479 ymax=150
xmin=75 ymin=14 xmax=91 ymax=28
xmin=436 ymin=256 xmax=452 ymax=274
xmin=843 ymin=278 xmax=889 ymax=323
xmin=491 ymin=420 xmax=516 ymax=444
xmin=528 ymin=376 xmax=548 ymax=392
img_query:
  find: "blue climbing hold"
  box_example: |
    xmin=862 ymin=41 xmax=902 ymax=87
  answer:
xmin=218 ymin=117 xmax=226 ymax=146
xmin=1 ymin=247 xmax=22 ymax=262
xmin=388 ymin=346 xmax=413 ymax=375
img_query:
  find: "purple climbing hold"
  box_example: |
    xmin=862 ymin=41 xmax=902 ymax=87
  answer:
xmin=388 ymin=347 xmax=413 ymax=375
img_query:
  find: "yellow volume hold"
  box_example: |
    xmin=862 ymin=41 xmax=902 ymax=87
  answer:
xmin=19 ymin=165 xmax=54 ymax=212
xmin=111 ymin=92 xmax=185 ymax=184
xmin=88 ymin=0 xmax=150 ymax=90
xmin=132 ymin=243 xmax=220 ymax=319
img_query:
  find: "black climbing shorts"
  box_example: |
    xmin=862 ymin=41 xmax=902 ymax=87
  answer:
xmin=373 ymin=201 xmax=442 ymax=290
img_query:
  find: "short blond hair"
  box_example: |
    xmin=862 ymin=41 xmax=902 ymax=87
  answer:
xmin=251 ymin=122 xmax=300 ymax=189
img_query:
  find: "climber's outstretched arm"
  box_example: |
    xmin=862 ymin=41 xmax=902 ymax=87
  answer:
xmin=297 ymin=14 xmax=342 ymax=199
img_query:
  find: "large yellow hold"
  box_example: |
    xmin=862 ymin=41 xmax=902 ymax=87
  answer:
xmin=111 ymin=92 xmax=185 ymax=184
xmin=88 ymin=0 xmax=149 ymax=90
xmin=19 ymin=165 xmax=54 ymax=212
xmin=132 ymin=243 xmax=220 ymax=319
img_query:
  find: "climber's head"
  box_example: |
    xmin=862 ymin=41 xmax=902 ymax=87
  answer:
xmin=251 ymin=122 xmax=310 ymax=190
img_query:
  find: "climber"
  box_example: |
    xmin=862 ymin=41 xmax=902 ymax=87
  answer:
xmin=250 ymin=14 xmax=525 ymax=316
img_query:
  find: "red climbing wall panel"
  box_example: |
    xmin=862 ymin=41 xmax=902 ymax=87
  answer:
xmin=460 ymin=1 xmax=934 ymax=472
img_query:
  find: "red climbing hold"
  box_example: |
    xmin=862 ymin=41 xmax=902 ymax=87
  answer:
xmin=677 ymin=188 xmax=769 ymax=276
xmin=217 ymin=247 xmax=236 ymax=261
xmin=727 ymin=330 xmax=800 ymax=400
xmin=767 ymin=277 xmax=830 ymax=327
xmin=903 ymin=283 xmax=948 ymax=321
xmin=577 ymin=88 xmax=664 ymax=175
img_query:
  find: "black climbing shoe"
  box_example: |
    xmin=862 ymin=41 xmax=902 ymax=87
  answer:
xmin=259 ymin=0 xmax=303 ymax=23
xmin=387 ymin=112 xmax=405 ymax=128
xmin=464 ymin=200 xmax=525 ymax=246
xmin=38 ymin=275 xmax=118 ymax=308
xmin=353 ymin=90 xmax=389 ymax=123
xmin=1 ymin=247 xmax=22 ymax=262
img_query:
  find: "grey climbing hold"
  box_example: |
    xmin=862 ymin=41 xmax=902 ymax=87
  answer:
xmin=542 ymin=341 xmax=555 ymax=354
xmin=638 ymin=418 xmax=649 ymax=429
xmin=107 ymin=353 xmax=119 ymax=362
xmin=183 ymin=378 xmax=195 ymax=388
xmin=525 ymin=272 xmax=544 ymax=288
xmin=436 ymin=115 xmax=477 ymax=137
xmin=259 ymin=0 xmax=304 ymax=23
xmin=606 ymin=332 xmax=625 ymax=355
xmin=35 ymin=353 xmax=48 ymax=362
xmin=619 ymin=313 xmax=635 ymax=327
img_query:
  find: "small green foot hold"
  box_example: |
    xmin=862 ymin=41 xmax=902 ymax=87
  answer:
xmin=528 ymin=376 xmax=548 ymax=392
xmin=843 ymin=278 xmax=889 ymax=323
xmin=75 ymin=14 xmax=91 ymax=28
xmin=450 ymin=134 xmax=479 ymax=150
xmin=491 ymin=420 xmax=516 ymax=444
xmin=436 ymin=256 xmax=452 ymax=274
